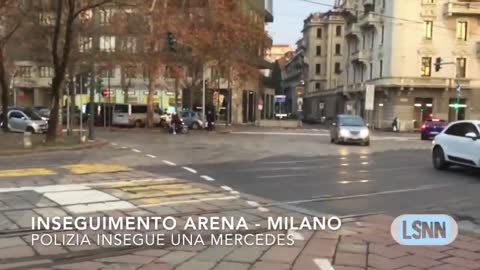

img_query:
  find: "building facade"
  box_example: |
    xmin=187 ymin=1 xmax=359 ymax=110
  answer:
xmin=266 ymin=44 xmax=294 ymax=63
xmin=282 ymin=39 xmax=305 ymax=114
xmin=10 ymin=0 xmax=274 ymax=126
xmin=302 ymin=12 xmax=346 ymax=122
xmin=337 ymin=0 xmax=480 ymax=130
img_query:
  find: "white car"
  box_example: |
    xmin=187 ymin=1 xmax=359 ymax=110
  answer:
xmin=432 ymin=120 xmax=480 ymax=170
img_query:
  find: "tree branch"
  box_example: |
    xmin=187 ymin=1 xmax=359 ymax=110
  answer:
xmin=0 ymin=22 xmax=22 ymax=48
xmin=52 ymin=0 xmax=64 ymax=70
xmin=72 ymin=0 xmax=115 ymax=19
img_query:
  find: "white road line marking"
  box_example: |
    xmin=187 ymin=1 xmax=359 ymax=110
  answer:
xmin=182 ymin=167 xmax=197 ymax=174
xmin=288 ymin=230 xmax=305 ymax=241
xmin=247 ymin=201 xmax=260 ymax=207
xmin=259 ymin=158 xmax=328 ymax=165
xmin=256 ymin=174 xmax=308 ymax=179
xmin=146 ymin=154 xmax=157 ymax=158
xmin=132 ymin=149 xmax=141 ymax=153
xmin=120 ymin=146 xmax=128 ymax=149
xmin=230 ymin=190 xmax=240 ymax=195
xmin=231 ymin=131 xmax=329 ymax=137
xmin=258 ymin=207 xmax=269 ymax=212
xmin=312 ymin=129 xmax=319 ymax=131
xmin=313 ymin=258 xmax=335 ymax=270
xmin=111 ymin=143 xmax=118 ymax=146
xmin=221 ymin=186 xmax=233 ymax=191
xmin=269 ymin=184 xmax=454 ymax=207
xmin=163 ymin=160 xmax=176 ymax=166
xmin=201 ymin=175 xmax=215 ymax=181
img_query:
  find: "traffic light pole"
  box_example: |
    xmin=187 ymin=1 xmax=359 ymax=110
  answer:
xmin=88 ymin=9 xmax=98 ymax=141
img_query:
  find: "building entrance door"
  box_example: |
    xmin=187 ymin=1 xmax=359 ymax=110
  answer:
xmin=448 ymin=98 xmax=466 ymax=122
xmin=413 ymin=98 xmax=433 ymax=129
xmin=242 ymin=90 xmax=256 ymax=123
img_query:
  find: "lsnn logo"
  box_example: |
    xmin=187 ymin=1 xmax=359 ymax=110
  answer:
xmin=391 ymin=214 xmax=458 ymax=246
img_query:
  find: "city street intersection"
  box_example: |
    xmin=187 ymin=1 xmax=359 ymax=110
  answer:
xmin=0 ymin=127 xmax=479 ymax=269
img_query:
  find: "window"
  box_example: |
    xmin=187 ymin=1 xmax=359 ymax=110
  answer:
xmin=456 ymin=58 xmax=466 ymax=78
xmin=315 ymin=64 xmax=321 ymax=75
xmin=121 ymin=37 xmax=137 ymax=53
xmin=316 ymin=46 xmax=321 ymax=56
xmin=39 ymin=66 xmax=54 ymax=78
xmin=18 ymin=66 xmax=32 ymax=78
xmin=335 ymin=44 xmax=341 ymax=55
xmin=100 ymin=36 xmax=116 ymax=52
xmin=379 ymin=60 xmax=383 ymax=78
xmin=371 ymin=31 xmax=375 ymax=49
xmin=100 ymin=9 xmax=114 ymax=26
xmin=369 ymin=63 xmax=373 ymax=80
xmin=424 ymin=21 xmax=433 ymax=40
xmin=39 ymin=12 xmax=55 ymax=25
xmin=336 ymin=25 xmax=342 ymax=37
xmin=9 ymin=111 xmax=24 ymax=119
xmin=445 ymin=123 xmax=478 ymax=137
xmin=101 ymin=69 xmax=115 ymax=78
xmin=381 ymin=25 xmax=384 ymax=44
xmin=421 ymin=57 xmax=432 ymax=77
xmin=362 ymin=33 xmax=366 ymax=49
xmin=132 ymin=105 xmax=148 ymax=114
xmin=315 ymin=82 xmax=320 ymax=90
xmin=334 ymin=63 xmax=341 ymax=74
xmin=317 ymin=28 xmax=322 ymax=38
xmin=124 ymin=66 xmax=136 ymax=78
xmin=78 ymin=36 xmax=93 ymax=52
xmin=456 ymin=21 xmax=468 ymax=41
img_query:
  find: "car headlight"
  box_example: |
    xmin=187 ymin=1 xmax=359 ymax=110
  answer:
xmin=339 ymin=129 xmax=350 ymax=137
xmin=360 ymin=128 xmax=369 ymax=138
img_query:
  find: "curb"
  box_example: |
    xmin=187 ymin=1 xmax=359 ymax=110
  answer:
xmin=0 ymin=139 xmax=109 ymax=157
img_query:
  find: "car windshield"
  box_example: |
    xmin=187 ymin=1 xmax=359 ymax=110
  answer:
xmin=339 ymin=116 xmax=365 ymax=127
xmin=23 ymin=109 xmax=43 ymax=120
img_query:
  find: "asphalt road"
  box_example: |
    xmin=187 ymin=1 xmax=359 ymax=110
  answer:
xmin=1 ymin=127 xmax=479 ymax=232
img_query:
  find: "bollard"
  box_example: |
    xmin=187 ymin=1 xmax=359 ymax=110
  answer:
xmin=23 ymin=132 xmax=32 ymax=148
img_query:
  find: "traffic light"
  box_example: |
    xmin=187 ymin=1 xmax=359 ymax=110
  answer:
xmin=96 ymin=77 xmax=104 ymax=93
xmin=166 ymin=32 xmax=177 ymax=52
xmin=435 ymin=57 xmax=442 ymax=72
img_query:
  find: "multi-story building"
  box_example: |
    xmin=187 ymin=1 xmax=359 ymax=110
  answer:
xmin=302 ymin=11 xmax=346 ymax=121
xmin=266 ymin=44 xmax=294 ymax=63
xmin=282 ymin=39 xmax=305 ymax=114
xmin=10 ymin=0 xmax=274 ymax=126
xmin=337 ymin=0 xmax=480 ymax=130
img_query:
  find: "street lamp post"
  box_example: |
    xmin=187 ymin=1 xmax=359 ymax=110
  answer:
xmin=202 ymin=63 xmax=206 ymax=126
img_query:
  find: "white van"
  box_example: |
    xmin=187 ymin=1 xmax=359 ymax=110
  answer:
xmin=112 ymin=104 xmax=161 ymax=127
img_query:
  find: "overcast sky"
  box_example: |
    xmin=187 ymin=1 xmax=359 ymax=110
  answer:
xmin=267 ymin=0 xmax=335 ymax=47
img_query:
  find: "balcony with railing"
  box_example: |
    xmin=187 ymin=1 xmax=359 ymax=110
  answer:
xmin=345 ymin=24 xmax=361 ymax=39
xmin=444 ymin=0 xmax=480 ymax=16
xmin=265 ymin=0 xmax=273 ymax=22
xmin=338 ymin=0 xmax=359 ymax=21
xmin=358 ymin=12 xmax=381 ymax=27
xmin=351 ymin=49 xmax=371 ymax=64
xmin=363 ymin=0 xmax=374 ymax=7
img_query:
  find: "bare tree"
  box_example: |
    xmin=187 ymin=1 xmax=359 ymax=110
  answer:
xmin=0 ymin=0 xmax=24 ymax=131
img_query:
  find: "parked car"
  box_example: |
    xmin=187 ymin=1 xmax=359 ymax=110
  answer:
xmin=180 ymin=111 xmax=204 ymax=129
xmin=330 ymin=114 xmax=370 ymax=146
xmin=432 ymin=120 xmax=480 ymax=170
xmin=421 ymin=118 xmax=447 ymax=140
xmin=0 ymin=108 xmax=48 ymax=133
xmin=33 ymin=106 xmax=51 ymax=119
xmin=112 ymin=104 xmax=161 ymax=127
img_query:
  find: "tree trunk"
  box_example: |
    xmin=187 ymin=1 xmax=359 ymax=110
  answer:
xmin=146 ymin=64 xmax=156 ymax=128
xmin=46 ymin=78 xmax=63 ymax=143
xmin=174 ymin=76 xmax=179 ymax=113
xmin=0 ymin=50 xmax=9 ymax=132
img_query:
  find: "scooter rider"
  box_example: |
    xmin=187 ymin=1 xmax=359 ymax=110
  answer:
xmin=171 ymin=112 xmax=182 ymax=135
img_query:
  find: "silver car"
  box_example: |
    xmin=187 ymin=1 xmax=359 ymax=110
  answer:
xmin=2 ymin=109 xmax=48 ymax=133
xmin=330 ymin=114 xmax=370 ymax=146
xmin=180 ymin=111 xmax=204 ymax=129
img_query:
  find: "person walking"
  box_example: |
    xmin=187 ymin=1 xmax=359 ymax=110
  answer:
xmin=392 ymin=117 xmax=399 ymax=132
xmin=206 ymin=108 xmax=214 ymax=131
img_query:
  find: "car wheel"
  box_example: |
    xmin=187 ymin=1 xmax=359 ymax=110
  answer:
xmin=334 ymin=137 xmax=340 ymax=144
xmin=26 ymin=127 xmax=35 ymax=134
xmin=135 ymin=120 xmax=143 ymax=128
xmin=363 ymin=140 xmax=370 ymax=146
xmin=191 ymin=122 xmax=200 ymax=130
xmin=432 ymin=146 xmax=449 ymax=170
xmin=421 ymin=134 xmax=427 ymax=140
xmin=330 ymin=137 xmax=334 ymax=143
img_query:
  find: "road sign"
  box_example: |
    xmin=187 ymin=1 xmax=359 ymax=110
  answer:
xmin=365 ymin=84 xmax=375 ymax=111
xmin=319 ymin=102 xmax=325 ymax=110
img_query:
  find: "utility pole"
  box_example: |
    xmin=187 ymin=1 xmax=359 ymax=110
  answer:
xmin=202 ymin=63 xmax=206 ymax=126
xmin=435 ymin=57 xmax=460 ymax=121
xmin=88 ymin=8 xmax=98 ymax=141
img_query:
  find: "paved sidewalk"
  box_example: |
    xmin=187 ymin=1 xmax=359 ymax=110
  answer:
xmin=0 ymin=168 xmax=479 ymax=269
